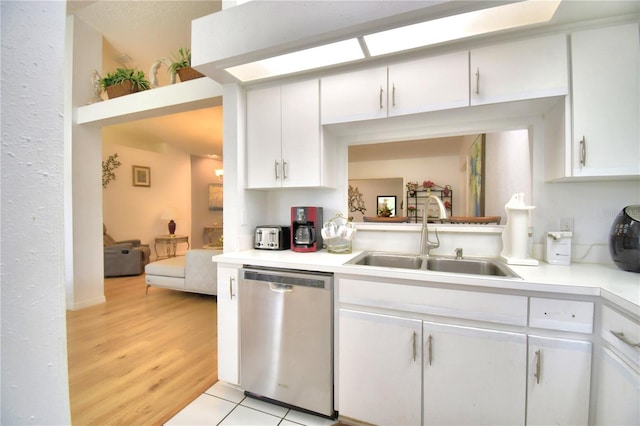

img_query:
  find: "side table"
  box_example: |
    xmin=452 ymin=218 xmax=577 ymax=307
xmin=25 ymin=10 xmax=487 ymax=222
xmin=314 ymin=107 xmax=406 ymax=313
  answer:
xmin=155 ymin=234 xmax=190 ymax=259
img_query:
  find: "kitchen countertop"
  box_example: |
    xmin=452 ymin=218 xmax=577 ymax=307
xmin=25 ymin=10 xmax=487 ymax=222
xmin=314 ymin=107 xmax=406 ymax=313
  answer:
xmin=214 ymin=249 xmax=640 ymax=315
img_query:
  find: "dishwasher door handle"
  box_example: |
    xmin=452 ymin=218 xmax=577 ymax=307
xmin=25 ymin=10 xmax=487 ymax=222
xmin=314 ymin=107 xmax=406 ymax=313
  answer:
xmin=269 ymin=283 xmax=294 ymax=293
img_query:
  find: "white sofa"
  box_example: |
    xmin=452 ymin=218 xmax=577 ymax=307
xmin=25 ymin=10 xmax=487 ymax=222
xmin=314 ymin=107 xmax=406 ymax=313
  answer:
xmin=144 ymin=249 xmax=222 ymax=295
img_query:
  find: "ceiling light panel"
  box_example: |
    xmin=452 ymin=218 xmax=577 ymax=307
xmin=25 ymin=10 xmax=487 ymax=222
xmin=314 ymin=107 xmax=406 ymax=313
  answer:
xmin=364 ymin=0 xmax=562 ymax=56
xmin=225 ymin=38 xmax=364 ymax=82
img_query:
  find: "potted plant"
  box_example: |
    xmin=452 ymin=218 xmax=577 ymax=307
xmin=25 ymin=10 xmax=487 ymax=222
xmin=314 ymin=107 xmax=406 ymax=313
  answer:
xmin=100 ymin=67 xmax=151 ymax=99
xmin=168 ymin=48 xmax=204 ymax=82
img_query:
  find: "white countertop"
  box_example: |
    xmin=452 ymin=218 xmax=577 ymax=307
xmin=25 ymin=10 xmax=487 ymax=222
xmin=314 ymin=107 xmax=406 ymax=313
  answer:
xmin=214 ymin=249 xmax=640 ymax=315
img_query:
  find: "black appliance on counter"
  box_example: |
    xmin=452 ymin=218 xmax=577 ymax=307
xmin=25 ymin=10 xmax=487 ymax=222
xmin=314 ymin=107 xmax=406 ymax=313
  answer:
xmin=291 ymin=206 xmax=323 ymax=252
xmin=254 ymin=226 xmax=290 ymax=250
xmin=609 ymin=205 xmax=640 ymax=273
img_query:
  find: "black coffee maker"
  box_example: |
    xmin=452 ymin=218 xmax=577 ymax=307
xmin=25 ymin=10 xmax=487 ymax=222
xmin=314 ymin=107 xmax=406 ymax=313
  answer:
xmin=291 ymin=207 xmax=323 ymax=252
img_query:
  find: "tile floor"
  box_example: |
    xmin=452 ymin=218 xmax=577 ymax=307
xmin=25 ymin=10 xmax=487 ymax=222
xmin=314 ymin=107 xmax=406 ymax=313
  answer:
xmin=166 ymin=381 xmax=338 ymax=426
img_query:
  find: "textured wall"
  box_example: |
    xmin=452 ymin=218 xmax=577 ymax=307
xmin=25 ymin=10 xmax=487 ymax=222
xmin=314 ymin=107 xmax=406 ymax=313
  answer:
xmin=1 ymin=1 xmax=71 ymax=423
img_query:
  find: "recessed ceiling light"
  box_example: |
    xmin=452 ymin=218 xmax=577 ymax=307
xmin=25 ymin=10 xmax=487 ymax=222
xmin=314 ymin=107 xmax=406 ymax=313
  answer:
xmin=364 ymin=0 xmax=562 ymax=56
xmin=225 ymin=38 xmax=364 ymax=82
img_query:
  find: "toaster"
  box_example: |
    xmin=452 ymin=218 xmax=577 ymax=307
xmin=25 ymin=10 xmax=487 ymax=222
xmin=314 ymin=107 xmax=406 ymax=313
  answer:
xmin=254 ymin=226 xmax=291 ymax=250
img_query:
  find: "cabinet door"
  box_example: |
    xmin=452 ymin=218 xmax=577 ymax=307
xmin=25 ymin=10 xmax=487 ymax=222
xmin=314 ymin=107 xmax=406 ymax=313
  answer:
xmin=339 ymin=309 xmax=422 ymax=426
xmin=595 ymin=347 xmax=640 ymax=426
xmin=388 ymin=51 xmax=469 ymax=117
xmin=247 ymin=85 xmax=282 ymax=189
xmin=526 ymin=336 xmax=592 ymax=425
xmin=281 ymin=80 xmax=321 ymax=187
xmin=217 ymin=265 xmax=239 ymax=384
xmin=571 ymin=23 xmax=640 ymax=177
xmin=423 ymin=322 xmax=527 ymax=426
xmin=321 ymin=66 xmax=388 ymax=124
xmin=470 ymin=34 xmax=568 ymax=106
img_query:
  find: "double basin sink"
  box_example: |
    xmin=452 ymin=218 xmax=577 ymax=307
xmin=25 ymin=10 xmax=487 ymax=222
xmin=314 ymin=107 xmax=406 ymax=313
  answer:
xmin=346 ymin=251 xmax=521 ymax=279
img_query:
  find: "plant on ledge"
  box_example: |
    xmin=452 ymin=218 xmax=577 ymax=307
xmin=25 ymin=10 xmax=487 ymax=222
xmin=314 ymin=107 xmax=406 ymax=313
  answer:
xmin=102 ymin=153 xmax=121 ymax=188
xmin=100 ymin=67 xmax=151 ymax=99
xmin=168 ymin=48 xmax=204 ymax=82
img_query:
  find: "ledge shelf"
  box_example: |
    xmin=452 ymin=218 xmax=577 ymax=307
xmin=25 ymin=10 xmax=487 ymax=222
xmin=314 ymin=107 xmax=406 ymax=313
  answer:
xmin=76 ymin=77 xmax=223 ymax=127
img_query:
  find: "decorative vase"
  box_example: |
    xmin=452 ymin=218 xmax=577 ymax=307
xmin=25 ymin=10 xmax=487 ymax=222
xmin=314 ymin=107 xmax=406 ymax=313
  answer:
xmin=168 ymin=220 xmax=176 ymax=235
xmin=176 ymin=67 xmax=205 ymax=82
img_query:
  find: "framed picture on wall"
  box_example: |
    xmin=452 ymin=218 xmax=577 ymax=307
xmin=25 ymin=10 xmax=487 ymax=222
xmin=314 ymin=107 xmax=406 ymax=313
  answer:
xmin=132 ymin=165 xmax=151 ymax=187
xmin=377 ymin=195 xmax=396 ymax=217
xmin=208 ymin=183 xmax=223 ymax=211
xmin=468 ymin=134 xmax=485 ymax=216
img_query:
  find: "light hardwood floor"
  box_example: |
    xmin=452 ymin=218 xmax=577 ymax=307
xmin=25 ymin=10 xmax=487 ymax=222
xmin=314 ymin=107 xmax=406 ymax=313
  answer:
xmin=66 ymin=274 xmax=218 ymax=425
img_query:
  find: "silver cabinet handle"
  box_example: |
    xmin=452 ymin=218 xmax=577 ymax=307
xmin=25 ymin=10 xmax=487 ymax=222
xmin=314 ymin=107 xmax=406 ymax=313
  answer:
xmin=611 ymin=330 xmax=640 ymax=348
xmin=274 ymin=160 xmax=280 ymax=180
xmin=427 ymin=334 xmax=433 ymax=366
xmin=392 ymin=83 xmax=396 ymax=107
xmin=379 ymin=86 xmax=384 ymax=109
xmin=229 ymin=277 xmax=235 ymax=300
xmin=579 ymin=137 xmax=586 ymax=167
xmin=534 ymin=349 xmax=541 ymax=384
xmin=475 ymin=67 xmax=480 ymax=95
xmin=412 ymin=331 xmax=417 ymax=362
xmin=282 ymin=160 xmax=288 ymax=180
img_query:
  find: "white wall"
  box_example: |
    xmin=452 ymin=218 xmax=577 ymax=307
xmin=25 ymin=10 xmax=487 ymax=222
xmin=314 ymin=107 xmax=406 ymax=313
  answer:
xmin=485 ymin=129 xmax=531 ymax=218
xmin=102 ymin=142 xmax=192 ymax=260
xmin=1 ymin=1 xmax=71 ymax=423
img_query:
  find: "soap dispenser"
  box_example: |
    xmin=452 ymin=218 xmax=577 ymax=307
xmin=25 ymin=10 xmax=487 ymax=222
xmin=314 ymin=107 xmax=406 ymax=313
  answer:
xmin=500 ymin=192 xmax=539 ymax=265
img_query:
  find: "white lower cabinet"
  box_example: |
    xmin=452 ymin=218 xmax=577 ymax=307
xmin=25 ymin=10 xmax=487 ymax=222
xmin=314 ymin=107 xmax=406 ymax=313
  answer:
xmin=595 ymin=347 xmax=640 ymax=426
xmin=339 ymin=309 xmax=422 ymax=426
xmin=216 ymin=264 xmax=240 ymax=385
xmin=337 ymin=277 xmax=596 ymax=426
xmin=526 ymin=336 xmax=592 ymax=425
xmin=596 ymin=305 xmax=640 ymax=425
xmin=422 ymin=322 xmax=527 ymax=426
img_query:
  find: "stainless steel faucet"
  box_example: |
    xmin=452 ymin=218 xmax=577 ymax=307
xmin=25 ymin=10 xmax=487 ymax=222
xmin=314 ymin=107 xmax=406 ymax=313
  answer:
xmin=455 ymin=247 xmax=463 ymax=259
xmin=419 ymin=195 xmax=448 ymax=256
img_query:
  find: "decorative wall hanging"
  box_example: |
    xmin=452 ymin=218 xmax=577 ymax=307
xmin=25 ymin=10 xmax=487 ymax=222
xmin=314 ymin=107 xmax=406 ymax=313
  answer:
xmin=468 ymin=134 xmax=486 ymax=216
xmin=102 ymin=153 xmax=121 ymax=188
xmin=208 ymin=183 xmax=223 ymax=211
xmin=132 ymin=165 xmax=151 ymax=187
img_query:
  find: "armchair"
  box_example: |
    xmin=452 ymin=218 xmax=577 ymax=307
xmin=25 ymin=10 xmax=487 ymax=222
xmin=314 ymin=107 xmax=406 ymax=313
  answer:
xmin=103 ymin=224 xmax=151 ymax=277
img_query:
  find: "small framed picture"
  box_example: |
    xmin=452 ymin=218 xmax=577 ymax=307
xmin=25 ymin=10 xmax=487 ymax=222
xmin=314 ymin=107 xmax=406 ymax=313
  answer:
xmin=132 ymin=165 xmax=151 ymax=187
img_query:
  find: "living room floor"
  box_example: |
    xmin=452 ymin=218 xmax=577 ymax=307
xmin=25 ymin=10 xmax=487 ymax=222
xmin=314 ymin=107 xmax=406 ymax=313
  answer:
xmin=166 ymin=381 xmax=337 ymax=426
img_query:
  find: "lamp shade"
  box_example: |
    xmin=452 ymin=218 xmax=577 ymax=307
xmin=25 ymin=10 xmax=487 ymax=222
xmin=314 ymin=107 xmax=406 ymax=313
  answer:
xmin=161 ymin=207 xmax=181 ymax=220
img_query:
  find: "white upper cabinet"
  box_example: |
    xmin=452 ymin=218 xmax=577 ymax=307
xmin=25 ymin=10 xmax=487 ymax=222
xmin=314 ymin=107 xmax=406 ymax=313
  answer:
xmin=470 ymin=33 xmax=568 ymax=106
xmin=320 ymin=66 xmax=388 ymax=124
xmin=570 ymin=23 xmax=640 ymax=178
xmin=247 ymin=79 xmax=324 ymax=189
xmin=388 ymin=52 xmax=469 ymax=117
xmin=321 ymin=51 xmax=469 ymax=124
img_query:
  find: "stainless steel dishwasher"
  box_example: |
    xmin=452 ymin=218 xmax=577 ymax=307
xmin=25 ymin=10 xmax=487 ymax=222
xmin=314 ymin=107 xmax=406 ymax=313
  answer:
xmin=240 ymin=266 xmax=335 ymax=418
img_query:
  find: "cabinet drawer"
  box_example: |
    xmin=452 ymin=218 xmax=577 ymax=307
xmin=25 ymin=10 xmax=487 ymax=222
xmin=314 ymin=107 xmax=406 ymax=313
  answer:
xmin=338 ymin=278 xmax=527 ymax=326
xmin=602 ymin=306 xmax=640 ymax=368
xmin=529 ymin=297 xmax=594 ymax=333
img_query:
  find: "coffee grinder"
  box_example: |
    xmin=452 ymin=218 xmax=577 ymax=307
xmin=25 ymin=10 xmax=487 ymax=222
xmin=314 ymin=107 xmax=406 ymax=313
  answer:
xmin=291 ymin=207 xmax=323 ymax=252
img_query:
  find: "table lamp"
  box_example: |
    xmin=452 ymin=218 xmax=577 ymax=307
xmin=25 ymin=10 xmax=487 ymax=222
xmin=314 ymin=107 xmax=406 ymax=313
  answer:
xmin=161 ymin=207 xmax=181 ymax=235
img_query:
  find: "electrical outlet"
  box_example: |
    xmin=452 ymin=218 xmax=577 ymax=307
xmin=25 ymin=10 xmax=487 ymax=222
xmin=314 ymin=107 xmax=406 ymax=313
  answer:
xmin=560 ymin=217 xmax=574 ymax=232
